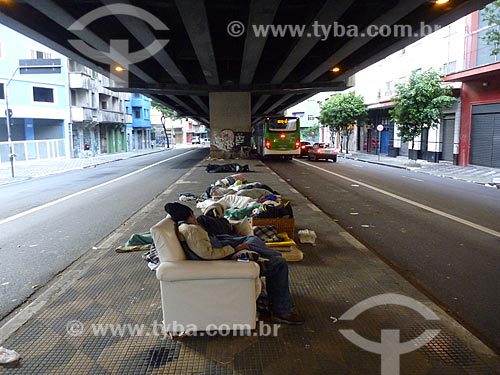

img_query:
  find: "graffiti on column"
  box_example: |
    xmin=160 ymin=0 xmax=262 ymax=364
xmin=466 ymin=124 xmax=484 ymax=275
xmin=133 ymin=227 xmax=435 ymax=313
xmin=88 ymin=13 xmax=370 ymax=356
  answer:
xmin=213 ymin=129 xmax=235 ymax=151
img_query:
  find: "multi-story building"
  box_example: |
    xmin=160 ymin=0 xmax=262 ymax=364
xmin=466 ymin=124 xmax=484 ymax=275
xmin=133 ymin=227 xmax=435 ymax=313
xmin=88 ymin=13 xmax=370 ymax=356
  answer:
xmin=286 ymin=16 xmax=470 ymax=162
xmin=1 ymin=23 xmax=134 ymax=161
xmin=285 ymin=92 xmax=336 ymax=143
xmin=0 ymin=24 xmax=69 ymax=163
xmin=445 ymin=6 xmax=500 ymax=167
xmin=150 ymin=108 xmax=181 ymax=147
xmin=125 ymin=94 xmax=152 ymax=150
xmin=354 ymin=17 xmax=466 ymax=162
xmin=69 ymin=60 xmax=131 ymax=157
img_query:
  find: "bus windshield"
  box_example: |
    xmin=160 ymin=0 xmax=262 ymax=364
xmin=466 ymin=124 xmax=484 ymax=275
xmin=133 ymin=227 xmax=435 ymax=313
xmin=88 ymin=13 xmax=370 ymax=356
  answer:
xmin=268 ymin=118 xmax=297 ymax=132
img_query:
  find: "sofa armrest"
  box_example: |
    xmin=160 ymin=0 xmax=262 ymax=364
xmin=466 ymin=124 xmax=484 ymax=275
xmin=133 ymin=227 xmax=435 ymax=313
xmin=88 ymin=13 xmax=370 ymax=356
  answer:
xmin=156 ymin=260 xmax=260 ymax=282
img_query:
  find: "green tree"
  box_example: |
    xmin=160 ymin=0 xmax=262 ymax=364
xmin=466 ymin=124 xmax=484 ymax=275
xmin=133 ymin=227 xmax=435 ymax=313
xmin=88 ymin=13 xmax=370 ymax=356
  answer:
xmin=482 ymin=0 xmax=500 ymax=56
xmin=389 ymin=69 xmax=456 ymax=159
xmin=301 ymin=122 xmax=319 ymax=140
xmin=151 ymin=101 xmax=181 ymax=147
xmin=151 ymin=101 xmax=181 ymax=120
xmin=319 ymin=91 xmax=367 ymax=154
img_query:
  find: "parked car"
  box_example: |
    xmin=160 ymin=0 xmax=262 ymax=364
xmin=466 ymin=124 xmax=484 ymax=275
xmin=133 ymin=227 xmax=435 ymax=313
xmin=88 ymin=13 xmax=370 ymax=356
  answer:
xmin=191 ymin=136 xmax=200 ymax=144
xmin=298 ymin=141 xmax=313 ymax=157
xmin=201 ymin=138 xmax=211 ymax=145
xmin=308 ymin=143 xmax=338 ymax=162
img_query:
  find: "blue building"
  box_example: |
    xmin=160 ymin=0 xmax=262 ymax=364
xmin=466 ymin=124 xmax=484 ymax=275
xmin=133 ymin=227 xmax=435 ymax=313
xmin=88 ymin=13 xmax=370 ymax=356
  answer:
xmin=0 ymin=24 xmax=69 ymax=163
xmin=125 ymin=94 xmax=152 ymax=150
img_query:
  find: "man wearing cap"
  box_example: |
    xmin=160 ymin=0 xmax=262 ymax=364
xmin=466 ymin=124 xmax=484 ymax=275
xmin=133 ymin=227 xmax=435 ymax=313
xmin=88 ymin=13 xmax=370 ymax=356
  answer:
xmin=164 ymin=202 xmax=304 ymax=325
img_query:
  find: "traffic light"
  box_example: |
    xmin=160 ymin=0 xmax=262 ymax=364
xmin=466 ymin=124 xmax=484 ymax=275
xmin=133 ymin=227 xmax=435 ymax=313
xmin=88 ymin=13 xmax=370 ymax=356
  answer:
xmin=5 ymin=109 xmax=13 ymax=124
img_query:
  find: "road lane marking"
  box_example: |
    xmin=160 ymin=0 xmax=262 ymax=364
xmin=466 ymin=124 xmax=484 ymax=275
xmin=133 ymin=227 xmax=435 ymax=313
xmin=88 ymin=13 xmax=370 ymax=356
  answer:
xmin=0 ymin=151 xmax=195 ymax=226
xmin=294 ymin=158 xmax=500 ymax=239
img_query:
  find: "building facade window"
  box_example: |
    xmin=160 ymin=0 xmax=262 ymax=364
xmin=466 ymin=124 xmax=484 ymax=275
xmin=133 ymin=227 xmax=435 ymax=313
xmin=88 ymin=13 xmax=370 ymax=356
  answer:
xmin=70 ymin=89 xmax=77 ymax=106
xmin=384 ymin=81 xmax=393 ymax=96
xmin=0 ymin=83 xmax=4 ymax=100
xmin=33 ymin=86 xmax=54 ymax=102
xmin=307 ymin=115 xmax=315 ymax=121
xmin=30 ymin=49 xmax=52 ymax=59
xmin=134 ymin=110 xmax=141 ymax=119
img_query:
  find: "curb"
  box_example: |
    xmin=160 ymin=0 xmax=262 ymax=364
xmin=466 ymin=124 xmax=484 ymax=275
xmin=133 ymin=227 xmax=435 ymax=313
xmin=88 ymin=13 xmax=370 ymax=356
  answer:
xmin=343 ymin=155 xmax=412 ymax=170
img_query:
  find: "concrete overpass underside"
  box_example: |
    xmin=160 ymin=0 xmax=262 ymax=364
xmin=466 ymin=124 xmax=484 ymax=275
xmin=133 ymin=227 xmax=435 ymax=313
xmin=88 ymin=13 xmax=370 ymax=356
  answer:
xmin=0 ymin=0 xmax=492 ymax=157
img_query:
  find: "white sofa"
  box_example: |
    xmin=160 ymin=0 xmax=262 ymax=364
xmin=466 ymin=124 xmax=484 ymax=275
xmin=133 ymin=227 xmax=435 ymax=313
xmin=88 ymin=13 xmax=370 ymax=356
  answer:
xmin=151 ymin=216 xmax=261 ymax=333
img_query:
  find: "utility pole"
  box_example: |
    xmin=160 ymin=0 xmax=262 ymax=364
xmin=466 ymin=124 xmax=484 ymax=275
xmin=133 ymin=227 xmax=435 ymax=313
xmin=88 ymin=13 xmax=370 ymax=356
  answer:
xmin=4 ymin=67 xmax=20 ymax=178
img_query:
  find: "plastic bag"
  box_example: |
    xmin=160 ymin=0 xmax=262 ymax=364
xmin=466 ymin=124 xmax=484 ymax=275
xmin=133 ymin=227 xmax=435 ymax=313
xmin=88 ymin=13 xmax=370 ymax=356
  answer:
xmin=298 ymin=229 xmax=317 ymax=246
xmin=0 ymin=347 xmax=20 ymax=364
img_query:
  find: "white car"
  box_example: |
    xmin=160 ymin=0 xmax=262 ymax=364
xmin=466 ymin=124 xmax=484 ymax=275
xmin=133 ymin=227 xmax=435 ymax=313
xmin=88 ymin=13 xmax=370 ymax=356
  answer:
xmin=191 ymin=136 xmax=200 ymax=144
xmin=201 ymin=138 xmax=211 ymax=145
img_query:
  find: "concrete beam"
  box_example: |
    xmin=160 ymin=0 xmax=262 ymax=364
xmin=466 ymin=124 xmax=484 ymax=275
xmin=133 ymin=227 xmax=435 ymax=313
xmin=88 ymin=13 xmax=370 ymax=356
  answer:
xmin=30 ymin=0 xmax=157 ymax=84
xmin=240 ymin=0 xmax=281 ymax=85
xmin=175 ymin=0 xmax=219 ymax=85
xmin=271 ymin=0 xmax=354 ymax=84
xmin=302 ymin=0 xmax=429 ymax=83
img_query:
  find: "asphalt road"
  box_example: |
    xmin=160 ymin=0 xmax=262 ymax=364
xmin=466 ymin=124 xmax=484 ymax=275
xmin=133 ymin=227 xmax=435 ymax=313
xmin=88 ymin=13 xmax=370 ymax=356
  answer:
xmin=0 ymin=148 xmax=208 ymax=320
xmin=267 ymin=156 xmax=500 ymax=353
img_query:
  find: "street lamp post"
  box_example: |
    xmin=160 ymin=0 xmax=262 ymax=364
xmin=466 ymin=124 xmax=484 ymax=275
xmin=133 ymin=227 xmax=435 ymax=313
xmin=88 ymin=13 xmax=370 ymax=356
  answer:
xmin=4 ymin=67 xmax=20 ymax=178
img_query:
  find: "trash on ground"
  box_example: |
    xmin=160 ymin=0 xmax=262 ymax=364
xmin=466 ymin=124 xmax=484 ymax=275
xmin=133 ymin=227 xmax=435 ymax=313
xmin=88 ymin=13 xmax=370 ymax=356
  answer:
xmin=298 ymin=229 xmax=317 ymax=246
xmin=0 ymin=347 xmax=20 ymax=364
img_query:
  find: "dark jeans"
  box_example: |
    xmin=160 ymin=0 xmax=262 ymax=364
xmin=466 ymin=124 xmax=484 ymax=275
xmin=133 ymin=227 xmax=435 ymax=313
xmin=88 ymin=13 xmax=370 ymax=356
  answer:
xmin=260 ymin=256 xmax=293 ymax=314
xmin=211 ymin=234 xmax=282 ymax=259
xmin=210 ymin=235 xmax=292 ymax=313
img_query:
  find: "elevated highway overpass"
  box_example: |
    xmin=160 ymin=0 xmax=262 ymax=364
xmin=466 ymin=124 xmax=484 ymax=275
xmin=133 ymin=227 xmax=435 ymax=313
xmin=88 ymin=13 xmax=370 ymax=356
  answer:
xmin=0 ymin=0 xmax=492 ymax=156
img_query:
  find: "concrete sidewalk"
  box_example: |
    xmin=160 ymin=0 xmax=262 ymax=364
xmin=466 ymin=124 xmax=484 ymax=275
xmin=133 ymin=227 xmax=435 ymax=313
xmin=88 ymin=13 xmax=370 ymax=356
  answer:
xmin=0 ymin=148 xmax=172 ymax=186
xmin=0 ymin=156 xmax=499 ymax=374
xmin=344 ymin=152 xmax=500 ymax=187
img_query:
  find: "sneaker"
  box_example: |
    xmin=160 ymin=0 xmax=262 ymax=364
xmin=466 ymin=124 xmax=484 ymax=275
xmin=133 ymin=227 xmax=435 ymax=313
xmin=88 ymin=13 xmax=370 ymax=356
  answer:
xmin=271 ymin=311 xmax=305 ymax=325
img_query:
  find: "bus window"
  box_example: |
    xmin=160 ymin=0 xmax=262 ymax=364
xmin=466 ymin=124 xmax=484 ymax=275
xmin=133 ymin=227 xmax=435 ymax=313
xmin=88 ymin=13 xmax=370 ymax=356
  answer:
xmin=268 ymin=118 xmax=297 ymax=131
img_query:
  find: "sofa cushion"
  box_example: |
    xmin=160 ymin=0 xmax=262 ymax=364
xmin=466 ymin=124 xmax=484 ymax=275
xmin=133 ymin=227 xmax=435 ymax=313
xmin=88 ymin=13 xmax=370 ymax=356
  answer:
xmin=150 ymin=216 xmax=186 ymax=262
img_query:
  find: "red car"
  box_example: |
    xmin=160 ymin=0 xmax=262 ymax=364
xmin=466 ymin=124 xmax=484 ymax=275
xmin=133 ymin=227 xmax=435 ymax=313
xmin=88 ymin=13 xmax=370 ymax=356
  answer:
xmin=298 ymin=141 xmax=313 ymax=157
xmin=308 ymin=143 xmax=338 ymax=162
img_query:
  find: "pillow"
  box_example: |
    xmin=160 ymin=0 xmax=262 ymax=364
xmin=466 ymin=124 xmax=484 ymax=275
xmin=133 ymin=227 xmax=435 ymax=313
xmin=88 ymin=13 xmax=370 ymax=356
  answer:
xmin=252 ymin=226 xmax=280 ymax=242
xmin=232 ymin=218 xmax=254 ymax=236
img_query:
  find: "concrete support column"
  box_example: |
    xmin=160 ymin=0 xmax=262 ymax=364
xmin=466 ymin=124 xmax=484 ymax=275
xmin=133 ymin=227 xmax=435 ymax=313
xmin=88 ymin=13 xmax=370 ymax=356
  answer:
xmin=209 ymin=92 xmax=251 ymax=159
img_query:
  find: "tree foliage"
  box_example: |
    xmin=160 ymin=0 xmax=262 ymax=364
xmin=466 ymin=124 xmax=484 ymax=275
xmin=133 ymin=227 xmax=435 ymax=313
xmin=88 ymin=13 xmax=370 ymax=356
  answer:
xmin=151 ymin=101 xmax=181 ymax=148
xmin=301 ymin=122 xmax=319 ymax=140
xmin=482 ymin=0 xmax=500 ymax=56
xmin=389 ymin=69 xmax=456 ymax=145
xmin=151 ymin=101 xmax=181 ymax=120
xmin=319 ymin=91 xmax=367 ymax=153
